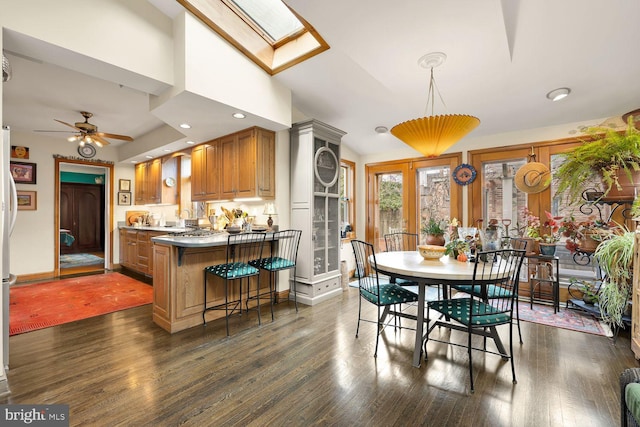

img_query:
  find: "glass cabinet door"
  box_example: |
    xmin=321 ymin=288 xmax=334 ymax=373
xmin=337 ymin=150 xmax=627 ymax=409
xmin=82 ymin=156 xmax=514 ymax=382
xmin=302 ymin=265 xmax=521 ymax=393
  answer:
xmin=313 ymin=137 xmax=340 ymax=276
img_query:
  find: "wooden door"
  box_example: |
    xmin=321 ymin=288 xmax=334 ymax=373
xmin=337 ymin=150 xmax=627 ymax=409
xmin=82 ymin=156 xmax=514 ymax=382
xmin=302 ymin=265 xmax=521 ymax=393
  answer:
xmin=60 ymin=183 xmax=104 ymax=254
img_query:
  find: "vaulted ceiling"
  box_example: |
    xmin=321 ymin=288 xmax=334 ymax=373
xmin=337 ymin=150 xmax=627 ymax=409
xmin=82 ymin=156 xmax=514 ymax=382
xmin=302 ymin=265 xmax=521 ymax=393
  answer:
xmin=3 ymin=0 xmax=640 ymax=160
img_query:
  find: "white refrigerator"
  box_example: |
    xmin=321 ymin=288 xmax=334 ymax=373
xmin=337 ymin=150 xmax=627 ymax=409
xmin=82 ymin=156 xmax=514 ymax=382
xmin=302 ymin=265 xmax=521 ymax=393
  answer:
xmin=2 ymin=126 xmax=17 ymax=370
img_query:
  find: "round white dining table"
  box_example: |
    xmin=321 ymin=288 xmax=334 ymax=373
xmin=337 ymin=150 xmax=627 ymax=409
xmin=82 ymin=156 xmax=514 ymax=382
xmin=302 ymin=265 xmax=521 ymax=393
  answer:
xmin=372 ymin=251 xmax=510 ymax=368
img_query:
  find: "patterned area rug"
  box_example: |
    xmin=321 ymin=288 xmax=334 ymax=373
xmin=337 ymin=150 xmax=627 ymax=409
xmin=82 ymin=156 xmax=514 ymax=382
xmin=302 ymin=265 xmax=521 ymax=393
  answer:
xmin=517 ymin=301 xmax=612 ymax=337
xmin=60 ymin=253 xmax=104 ymax=269
xmin=9 ymin=272 xmax=152 ymax=335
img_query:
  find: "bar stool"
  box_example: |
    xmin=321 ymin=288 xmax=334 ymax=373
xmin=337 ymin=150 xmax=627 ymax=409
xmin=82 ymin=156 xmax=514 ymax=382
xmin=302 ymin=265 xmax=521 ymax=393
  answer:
xmin=203 ymin=232 xmax=266 ymax=336
xmin=249 ymin=230 xmax=302 ymax=313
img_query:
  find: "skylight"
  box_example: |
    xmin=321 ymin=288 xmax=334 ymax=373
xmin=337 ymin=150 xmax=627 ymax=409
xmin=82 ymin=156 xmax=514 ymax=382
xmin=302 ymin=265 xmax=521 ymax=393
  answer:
xmin=177 ymin=0 xmax=329 ymax=75
xmin=228 ymin=0 xmax=304 ymax=44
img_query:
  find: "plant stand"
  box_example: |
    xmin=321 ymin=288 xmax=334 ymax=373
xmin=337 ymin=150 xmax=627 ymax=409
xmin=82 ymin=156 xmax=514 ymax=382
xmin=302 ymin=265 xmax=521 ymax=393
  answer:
xmin=566 ymin=298 xmax=630 ymax=343
xmin=526 ymin=254 xmax=560 ymax=313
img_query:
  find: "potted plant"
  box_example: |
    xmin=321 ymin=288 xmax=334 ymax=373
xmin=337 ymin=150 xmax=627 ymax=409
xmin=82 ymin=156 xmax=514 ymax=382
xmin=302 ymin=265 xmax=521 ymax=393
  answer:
xmin=555 ymin=118 xmax=640 ymax=203
xmin=422 ymin=217 xmax=447 ymax=246
xmin=593 ymin=228 xmax=634 ymax=327
xmin=568 ymin=277 xmax=600 ymax=305
xmin=559 ymin=214 xmax=612 ymax=253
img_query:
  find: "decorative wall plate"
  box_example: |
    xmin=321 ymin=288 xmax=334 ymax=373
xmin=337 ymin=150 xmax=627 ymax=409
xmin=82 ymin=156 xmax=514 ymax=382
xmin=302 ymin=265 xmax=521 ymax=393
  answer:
xmin=452 ymin=163 xmax=476 ymax=185
xmin=164 ymin=177 xmax=176 ymax=187
xmin=77 ymin=144 xmax=96 ymax=159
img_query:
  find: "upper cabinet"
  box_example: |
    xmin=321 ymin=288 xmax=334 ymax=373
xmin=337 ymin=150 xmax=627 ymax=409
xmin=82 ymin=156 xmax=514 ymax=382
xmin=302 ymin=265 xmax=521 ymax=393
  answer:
xmin=191 ymin=139 xmax=221 ymax=201
xmin=135 ymin=156 xmax=178 ymax=205
xmin=194 ymin=127 xmax=275 ymax=201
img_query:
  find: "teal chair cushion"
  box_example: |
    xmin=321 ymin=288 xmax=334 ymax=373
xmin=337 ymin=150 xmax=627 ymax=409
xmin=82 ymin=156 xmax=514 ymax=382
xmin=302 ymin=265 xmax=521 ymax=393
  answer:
xmin=360 ymin=283 xmax=419 ymax=306
xmin=428 ymin=297 xmax=511 ymax=325
xmin=627 ymin=383 xmax=640 ymax=425
xmin=250 ymin=257 xmax=295 ymax=271
xmin=452 ymin=284 xmax=513 ymax=299
xmin=205 ymin=262 xmax=259 ymax=279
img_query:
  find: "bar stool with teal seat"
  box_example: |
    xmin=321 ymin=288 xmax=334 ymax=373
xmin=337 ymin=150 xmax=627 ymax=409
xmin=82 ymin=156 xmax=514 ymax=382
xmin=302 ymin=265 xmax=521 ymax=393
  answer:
xmin=249 ymin=229 xmax=302 ymax=313
xmin=203 ymin=232 xmax=266 ymax=336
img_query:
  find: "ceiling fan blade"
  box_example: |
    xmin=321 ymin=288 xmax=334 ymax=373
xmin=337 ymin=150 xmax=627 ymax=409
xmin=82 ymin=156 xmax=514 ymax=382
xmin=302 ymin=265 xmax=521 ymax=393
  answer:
xmin=34 ymin=130 xmax=75 ymax=133
xmin=97 ymin=132 xmax=133 ymax=142
xmin=90 ymin=135 xmax=111 ymax=147
xmin=54 ymin=119 xmax=83 ymax=132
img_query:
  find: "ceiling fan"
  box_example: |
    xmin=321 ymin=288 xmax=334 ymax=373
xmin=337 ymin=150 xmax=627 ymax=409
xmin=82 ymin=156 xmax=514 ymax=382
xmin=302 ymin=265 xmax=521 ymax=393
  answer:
xmin=36 ymin=111 xmax=133 ymax=147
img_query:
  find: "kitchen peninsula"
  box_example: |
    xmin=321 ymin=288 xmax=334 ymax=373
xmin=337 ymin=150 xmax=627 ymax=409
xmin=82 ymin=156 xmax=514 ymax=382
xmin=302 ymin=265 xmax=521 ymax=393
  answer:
xmin=150 ymin=230 xmax=275 ymax=333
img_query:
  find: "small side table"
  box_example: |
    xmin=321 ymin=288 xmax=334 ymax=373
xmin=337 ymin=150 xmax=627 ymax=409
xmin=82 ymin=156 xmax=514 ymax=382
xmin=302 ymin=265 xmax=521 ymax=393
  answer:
xmin=526 ymin=254 xmax=560 ymax=313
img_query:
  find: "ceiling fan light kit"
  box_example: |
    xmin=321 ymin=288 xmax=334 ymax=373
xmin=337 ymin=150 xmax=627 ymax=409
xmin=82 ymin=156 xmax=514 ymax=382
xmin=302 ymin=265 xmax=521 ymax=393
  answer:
xmin=38 ymin=111 xmax=134 ymax=149
xmin=391 ymin=52 xmax=480 ymax=158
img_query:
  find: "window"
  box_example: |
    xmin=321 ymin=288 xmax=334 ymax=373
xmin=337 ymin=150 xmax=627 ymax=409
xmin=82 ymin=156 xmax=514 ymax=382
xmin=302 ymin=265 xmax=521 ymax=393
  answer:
xmin=340 ymin=159 xmax=355 ymax=239
xmin=178 ymin=0 xmax=329 ymax=75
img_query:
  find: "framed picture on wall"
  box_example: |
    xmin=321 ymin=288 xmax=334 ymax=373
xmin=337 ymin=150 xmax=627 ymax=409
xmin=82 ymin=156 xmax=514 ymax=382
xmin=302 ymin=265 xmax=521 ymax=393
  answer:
xmin=118 ymin=192 xmax=132 ymax=206
xmin=16 ymin=190 xmax=37 ymax=210
xmin=11 ymin=145 xmax=29 ymax=159
xmin=10 ymin=161 xmax=36 ymax=184
xmin=119 ymin=179 xmax=131 ymax=191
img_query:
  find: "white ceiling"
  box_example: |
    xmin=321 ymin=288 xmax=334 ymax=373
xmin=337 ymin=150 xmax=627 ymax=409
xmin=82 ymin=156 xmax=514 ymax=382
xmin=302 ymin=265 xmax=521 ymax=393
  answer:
xmin=3 ymin=0 xmax=640 ymax=160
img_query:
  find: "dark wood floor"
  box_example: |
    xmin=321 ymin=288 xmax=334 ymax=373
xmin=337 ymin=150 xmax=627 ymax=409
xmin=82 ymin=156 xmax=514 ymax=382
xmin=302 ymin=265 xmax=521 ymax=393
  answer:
xmin=2 ymin=286 xmax=638 ymax=426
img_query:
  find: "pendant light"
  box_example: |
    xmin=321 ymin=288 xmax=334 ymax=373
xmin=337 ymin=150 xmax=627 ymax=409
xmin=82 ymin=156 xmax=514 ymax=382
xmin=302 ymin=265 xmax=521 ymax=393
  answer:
xmin=391 ymin=52 xmax=480 ymax=158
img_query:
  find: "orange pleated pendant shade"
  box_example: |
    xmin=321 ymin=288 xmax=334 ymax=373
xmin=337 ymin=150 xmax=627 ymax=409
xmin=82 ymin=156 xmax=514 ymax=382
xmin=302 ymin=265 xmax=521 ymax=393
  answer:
xmin=391 ymin=114 xmax=480 ymax=158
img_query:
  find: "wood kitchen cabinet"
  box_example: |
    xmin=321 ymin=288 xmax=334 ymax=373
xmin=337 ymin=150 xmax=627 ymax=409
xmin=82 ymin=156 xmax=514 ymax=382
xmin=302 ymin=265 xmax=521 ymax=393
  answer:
xmin=219 ymin=127 xmax=275 ymax=200
xmin=135 ymin=156 xmax=178 ymax=205
xmin=191 ymin=139 xmax=221 ymax=201
xmin=119 ymin=229 xmax=163 ymax=276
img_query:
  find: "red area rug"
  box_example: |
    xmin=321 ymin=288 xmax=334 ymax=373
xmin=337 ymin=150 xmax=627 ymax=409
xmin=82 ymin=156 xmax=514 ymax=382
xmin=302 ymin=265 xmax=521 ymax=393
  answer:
xmin=9 ymin=272 xmax=152 ymax=336
xmin=517 ymin=301 xmax=612 ymax=337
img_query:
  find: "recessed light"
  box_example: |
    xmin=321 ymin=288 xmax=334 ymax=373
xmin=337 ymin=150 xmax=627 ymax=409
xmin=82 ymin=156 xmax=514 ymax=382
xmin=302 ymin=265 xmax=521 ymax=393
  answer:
xmin=232 ymin=112 xmax=246 ymax=119
xmin=163 ymin=149 xmax=171 ymax=152
xmin=180 ymin=123 xmax=191 ymax=129
xmin=186 ymin=140 xmax=195 ymax=145
xmin=375 ymin=126 xmax=388 ymax=133
xmin=145 ymin=155 xmax=153 ymax=159
xmin=131 ymin=160 xmax=137 ymax=163
xmin=546 ymin=87 xmax=571 ymax=101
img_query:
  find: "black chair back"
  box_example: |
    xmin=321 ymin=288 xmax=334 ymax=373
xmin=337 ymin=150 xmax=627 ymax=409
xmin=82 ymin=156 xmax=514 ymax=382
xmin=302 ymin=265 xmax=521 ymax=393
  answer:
xmin=351 ymin=239 xmax=382 ymax=298
xmin=225 ymin=233 xmax=267 ymax=274
xmin=269 ymin=230 xmax=302 ymax=271
xmin=384 ymin=232 xmax=418 ymax=252
xmin=470 ymin=248 xmax=526 ymax=320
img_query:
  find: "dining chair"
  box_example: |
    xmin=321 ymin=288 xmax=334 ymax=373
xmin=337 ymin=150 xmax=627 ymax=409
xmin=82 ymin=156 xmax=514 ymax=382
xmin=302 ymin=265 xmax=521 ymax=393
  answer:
xmin=384 ymin=231 xmax=419 ymax=283
xmin=425 ymin=248 xmax=526 ymax=393
xmin=450 ymin=238 xmax=527 ymax=343
xmin=249 ymin=229 xmax=302 ymax=314
xmin=351 ymin=239 xmax=420 ymax=357
xmin=203 ymin=232 xmax=267 ymax=336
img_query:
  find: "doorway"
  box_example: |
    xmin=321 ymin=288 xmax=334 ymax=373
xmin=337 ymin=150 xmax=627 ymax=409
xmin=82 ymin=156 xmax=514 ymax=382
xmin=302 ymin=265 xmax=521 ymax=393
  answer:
xmin=54 ymin=158 xmax=113 ymax=277
xmin=365 ymin=155 xmax=462 ymax=252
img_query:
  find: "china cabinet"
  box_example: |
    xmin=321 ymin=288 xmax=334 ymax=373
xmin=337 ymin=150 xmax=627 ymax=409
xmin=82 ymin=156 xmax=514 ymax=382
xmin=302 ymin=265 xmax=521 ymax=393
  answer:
xmin=290 ymin=119 xmax=345 ymax=305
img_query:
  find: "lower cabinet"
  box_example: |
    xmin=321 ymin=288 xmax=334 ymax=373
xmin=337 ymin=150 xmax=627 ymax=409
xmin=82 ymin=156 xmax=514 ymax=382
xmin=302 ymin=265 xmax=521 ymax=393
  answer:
xmin=119 ymin=229 xmax=163 ymax=276
xmin=152 ymin=242 xmax=273 ymax=333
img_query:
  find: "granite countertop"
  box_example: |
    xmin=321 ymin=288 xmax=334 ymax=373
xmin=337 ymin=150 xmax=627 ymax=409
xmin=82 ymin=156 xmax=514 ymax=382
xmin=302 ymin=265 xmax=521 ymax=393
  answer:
xmin=151 ymin=231 xmax=275 ymax=248
xmin=119 ymin=225 xmax=190 ymax=233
